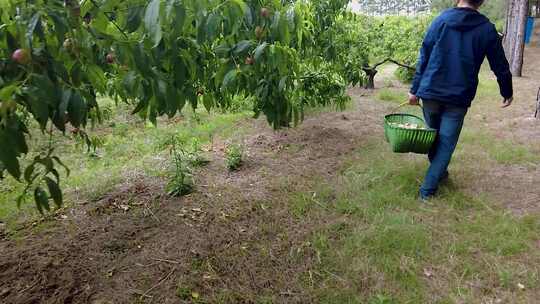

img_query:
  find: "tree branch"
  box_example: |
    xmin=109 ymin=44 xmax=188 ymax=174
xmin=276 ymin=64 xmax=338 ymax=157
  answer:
xmin=387 ymin=59 xmax=416 ymax=71
xmin=366 ymin=58 xmax=416 ymax=71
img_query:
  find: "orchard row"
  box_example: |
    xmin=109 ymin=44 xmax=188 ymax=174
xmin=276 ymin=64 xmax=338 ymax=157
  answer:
xmin=0 ymin=0 xmax=428 ymax=212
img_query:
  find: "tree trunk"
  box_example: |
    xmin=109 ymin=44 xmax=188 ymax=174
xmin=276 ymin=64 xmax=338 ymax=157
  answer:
xmin=536 ymin=87 xmax=540 ymax=119
xmin=362 ymin=68 xmax=378 ymax=90
xmin=504 ymin=0 xmax=529 ymax=77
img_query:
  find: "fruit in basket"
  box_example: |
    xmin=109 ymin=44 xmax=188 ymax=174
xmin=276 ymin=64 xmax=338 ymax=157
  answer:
xmin=390 ymin=122 xmax=425 ymax=130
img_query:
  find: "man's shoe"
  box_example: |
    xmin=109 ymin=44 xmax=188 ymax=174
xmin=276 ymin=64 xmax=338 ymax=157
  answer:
xmin=439 ymin=171 xmax=449 ymax=183
xmin=418 ymin=192 xmax=432 ymax=204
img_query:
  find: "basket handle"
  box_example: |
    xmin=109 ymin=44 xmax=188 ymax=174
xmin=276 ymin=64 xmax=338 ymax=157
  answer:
xmin=391 ymin=101 xmax=423 ymax=114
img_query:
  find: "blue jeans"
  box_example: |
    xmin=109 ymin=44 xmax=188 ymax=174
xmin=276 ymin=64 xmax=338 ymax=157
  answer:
xmin=420 ymin=100 xmax=468 ymax=198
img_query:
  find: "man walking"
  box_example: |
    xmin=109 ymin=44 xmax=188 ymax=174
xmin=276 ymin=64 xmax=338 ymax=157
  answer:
xmin=409 ymin=0 xmax=514 ymax=201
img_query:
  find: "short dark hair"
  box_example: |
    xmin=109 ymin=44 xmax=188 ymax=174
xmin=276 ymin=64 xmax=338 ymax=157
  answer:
xmin=466 ymin=0 xmax=485 ymax=7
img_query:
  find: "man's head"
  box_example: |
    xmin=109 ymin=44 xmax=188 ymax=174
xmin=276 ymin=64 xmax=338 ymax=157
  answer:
xmin=456 ymin=0 xmax=485 ymax=9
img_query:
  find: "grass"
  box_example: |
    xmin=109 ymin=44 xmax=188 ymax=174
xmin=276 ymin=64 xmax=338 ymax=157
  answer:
xmin=295 ymin=141 xmax=540 ymax=303
xmin=0 ymin=98 xmax=252 ymax=227
xmin=460 ymin=129 xmax=540 ymax=165
xmin=292 ymin=69 xmax=540 ymax=303
xmin=376 ymin=88 xmax=408 ymax=104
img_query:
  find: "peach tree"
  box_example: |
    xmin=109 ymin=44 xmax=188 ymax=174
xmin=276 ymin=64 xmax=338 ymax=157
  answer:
xmin=0 ymin=0 xmax=366 ymax=212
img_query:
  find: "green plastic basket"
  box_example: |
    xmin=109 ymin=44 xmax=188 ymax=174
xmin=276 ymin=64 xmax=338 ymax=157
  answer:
xmin=384 ymin=104 xmax=437 ymax=154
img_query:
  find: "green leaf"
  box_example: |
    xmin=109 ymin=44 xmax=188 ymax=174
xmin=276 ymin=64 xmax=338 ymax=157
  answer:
xmin=231 ymin=0 xmax=248 ymax=14
xmin=279 ymin=76 xmax=288 ymax=92
xmin=155 ymin=78 xmax=168 ymax=114
xmin=27 ymin=93 xmax=49 ymax=128
xmin=196 ymin=15 xmax=207 ymax=43
xmin=70 ymin=63 xmax=82 ymax=87
xmin=215 ymin=61 xmax=233 ymax=89
xmin=44 ymin=177 xmax=63 ymax=208
xmin=165 ymin=0 xmax=175 ymax=19
xmin=24 ymin=163 xmax=36 ymax=183
xmin=132 ymin=98 xmax=148 ymax=115
xmin=26 ymin=12 xmax=41 ymax=45
xmin=206 ymin=13 xmax=221 ymax=41
xmin=0 ymin=83 xmax=19 ymax=101
xmin=125 ymin=6 xmax=143 ymax=33
xmin=85 ymin=65 xmax=107 ymax=93
xmin=67 ymin=91 xmax=86 ymax=128
xmin=60 ymin=89 xmax=72 ymax=120
xmin=148 ymin=97 xmax=158 ymax=125
xmin=133 ymin=44 xmax=153 ymax=75
xmin=52 ymin=156 xmax=70 ymax=177
xmin=222 ymin=69 xmax=238 ymax=90
xmin=34 ymin=186 xmax=49 ymax=214
xmin=271 ymin=11 xmax=281 ymax=35
xmin=144 ymin=0 xmax=163 ymax=47
xmin=38 ymin=157 xmax=54 ymax=172
xmin=0 ymin=134 xmax=21 ymax=180
xmin=233 ymin=40 xmax=252 ymax=55
xmin=92 ymin=12 xmax=110 ymax=33
xmin=173 ymin=1 xmax=186 ymax=35
xmin=165 ymin=86 xmax=179 ymax=117
xmin=214 ymin=43 xmax=231 ymax=57
xmin=49 ymin=11 xmax=68 ymax=44
xmin=254 ymin=42 xmax=267 ymax=61
xmin=10 ymin=124 xmax=28 ymax=155
xmin=30 ymin=74 xmax=57 ymax=106
xmin=203 ymin=93 xmax=213 ymax=112
xmin=279 ymin=12 xmax=291 ymax=44
xmin=122 ymin=71 xmax=138 ymax=93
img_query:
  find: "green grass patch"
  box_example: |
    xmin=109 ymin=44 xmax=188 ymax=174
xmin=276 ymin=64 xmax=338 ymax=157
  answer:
xmin=460 ymin=129 xmax=540 ymax=165
xmin=0 ymin=98 xmax=251 ymax=227
xmin=289 ymin=183 xmax=335 ymax=218
xmin=376 ymin=88 xmax=408 ymax=104
xmin=298 ymin=140 xmax=540 ymax=303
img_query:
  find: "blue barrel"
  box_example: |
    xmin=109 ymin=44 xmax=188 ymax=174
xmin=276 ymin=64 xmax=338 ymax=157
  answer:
xmin=525 ymin=17 xmax=535 ymax=44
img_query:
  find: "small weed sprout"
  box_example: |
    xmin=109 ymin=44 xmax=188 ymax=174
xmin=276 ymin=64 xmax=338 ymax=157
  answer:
xmin=166 ymin=141 xmax=194 ymax=197
xmin=225 ymin=143 xmax=243 ymax=171
xmin=188 ymin=138 xmax=210 ymax=167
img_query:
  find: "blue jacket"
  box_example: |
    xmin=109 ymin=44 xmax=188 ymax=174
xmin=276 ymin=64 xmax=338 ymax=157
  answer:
xmin=411 ymin=8 xmax=513 ymax=107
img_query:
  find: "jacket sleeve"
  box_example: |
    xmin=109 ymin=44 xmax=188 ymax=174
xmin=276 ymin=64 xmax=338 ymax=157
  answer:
xmin=486 ymin=28 xmax=513 ymax=99
xmin=410 ymin=19 xmax=440 ymax=95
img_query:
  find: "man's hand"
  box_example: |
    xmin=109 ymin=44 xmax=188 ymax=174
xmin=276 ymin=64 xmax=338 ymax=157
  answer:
xmin=501 ymin=97 xmax=513 ymax=108
xmin=408 ymin=93 xmax=419 ymax=106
